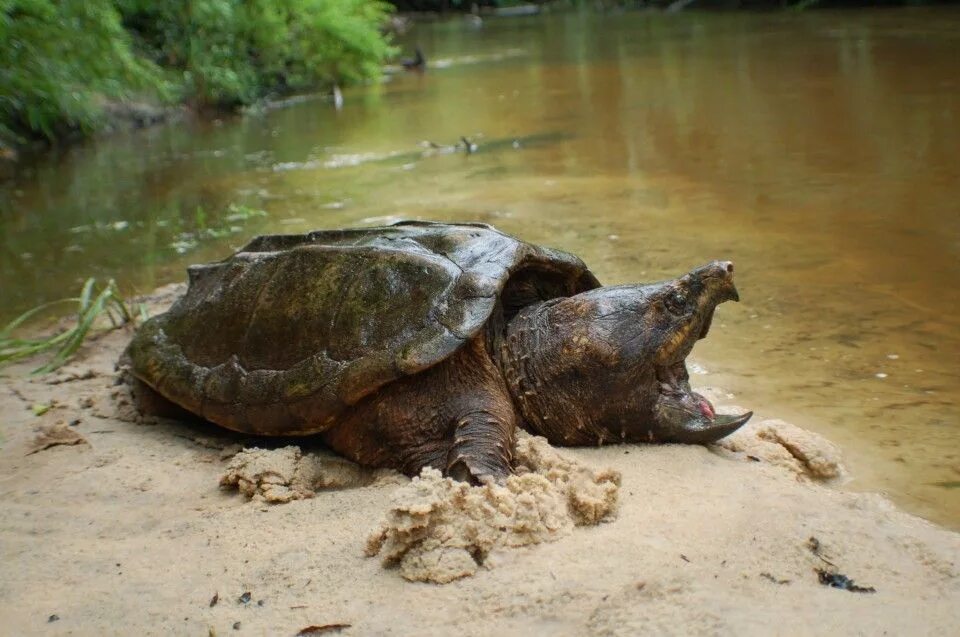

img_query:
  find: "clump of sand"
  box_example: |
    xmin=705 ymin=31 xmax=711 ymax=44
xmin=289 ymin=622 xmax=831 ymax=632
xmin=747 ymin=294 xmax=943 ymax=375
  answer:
xmin=365 ymin=431 xmax=621 ymax=584
xmin=220 ymin=446 xmax=393 ymax=502
xmin=714 ymin=415 xmax=845 ymax=480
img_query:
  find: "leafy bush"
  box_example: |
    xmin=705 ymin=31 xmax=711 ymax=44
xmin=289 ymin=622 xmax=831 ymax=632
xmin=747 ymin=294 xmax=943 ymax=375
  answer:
xmin=1 ymin=0 xmax=394 ymax=146
xmin=0 ymin=0 xmax=163 ymax=144
xmin=118 ymin=0 xmax=395 ymax=107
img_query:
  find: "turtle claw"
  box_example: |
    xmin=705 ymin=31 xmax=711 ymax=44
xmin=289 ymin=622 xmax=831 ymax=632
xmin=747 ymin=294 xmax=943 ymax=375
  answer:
xmin=446 ymin=459 xmax=511 ymax=486
xmin=446 ymin=459 xmax=484 ymax=486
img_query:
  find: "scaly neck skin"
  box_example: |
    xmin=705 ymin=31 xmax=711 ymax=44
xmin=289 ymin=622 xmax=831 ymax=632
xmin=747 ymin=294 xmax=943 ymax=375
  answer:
xmin=499 ymin=300 xmax=571 ymax=442
xmin=498 ymin=299 xmax=650 ymax=446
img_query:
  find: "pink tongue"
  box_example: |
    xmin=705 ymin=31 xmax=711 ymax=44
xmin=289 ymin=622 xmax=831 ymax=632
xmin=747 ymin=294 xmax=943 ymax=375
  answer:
xmin=696 ymin=396 xmax=716 ymax=420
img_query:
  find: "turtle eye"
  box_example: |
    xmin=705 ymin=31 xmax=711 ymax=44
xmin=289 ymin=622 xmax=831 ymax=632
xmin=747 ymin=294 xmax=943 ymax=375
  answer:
xmin=665 ymin=291 xmax=687 ymax=315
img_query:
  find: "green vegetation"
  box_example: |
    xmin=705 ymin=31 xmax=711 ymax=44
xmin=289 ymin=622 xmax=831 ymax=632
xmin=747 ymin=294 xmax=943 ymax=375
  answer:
xmin=1 ymin=0 xmax=394 ymax=148
xmin=0 ymin=278 xmax=136 ymax=374
xmin=0 ymin=0 xmax=162 ymax=146
xmin=118 ymin=0 xmax=394 ymax=106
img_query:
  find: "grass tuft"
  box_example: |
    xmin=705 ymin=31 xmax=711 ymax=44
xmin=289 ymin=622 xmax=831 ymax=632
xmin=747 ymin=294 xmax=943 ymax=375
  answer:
xmin=0 ymin=278 xmax=134 ymax=374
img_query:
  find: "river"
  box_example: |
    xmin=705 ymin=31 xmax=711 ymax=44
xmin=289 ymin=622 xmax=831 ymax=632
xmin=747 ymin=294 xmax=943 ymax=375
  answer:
xmin=1 ymin=8 xmax=958 ymax=528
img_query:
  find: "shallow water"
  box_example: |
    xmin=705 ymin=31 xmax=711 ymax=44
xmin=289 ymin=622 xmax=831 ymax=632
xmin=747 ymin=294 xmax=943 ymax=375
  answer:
xmin=1 ymin=9 xmax=958 ymax=527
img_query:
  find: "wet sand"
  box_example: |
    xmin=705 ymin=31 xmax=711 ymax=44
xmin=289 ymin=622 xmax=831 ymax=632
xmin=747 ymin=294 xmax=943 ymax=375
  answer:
xmin=1 ymin=286 xmax=957 ymax=635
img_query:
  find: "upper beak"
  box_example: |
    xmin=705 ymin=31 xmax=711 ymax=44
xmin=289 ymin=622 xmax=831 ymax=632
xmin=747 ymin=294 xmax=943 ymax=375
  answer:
xmin=698 ymin=260 xmax=739 ymax=303
xmin=691 ymin=261 xmax=738 ymax=339
xmin=727 ymin=283 xmax=740 ymax=303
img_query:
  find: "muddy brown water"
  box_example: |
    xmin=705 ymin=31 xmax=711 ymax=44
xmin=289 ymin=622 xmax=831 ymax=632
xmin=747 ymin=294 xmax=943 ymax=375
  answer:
xmin=1 ymin=9 xmax=958 ymax=528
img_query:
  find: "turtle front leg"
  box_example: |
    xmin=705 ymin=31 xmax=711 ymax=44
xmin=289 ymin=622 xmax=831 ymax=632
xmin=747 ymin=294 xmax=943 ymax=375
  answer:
xmin=326 ymin=333 xmax=519 ymax=483
xmin=446 ymin=409 xmax=515 ymax=484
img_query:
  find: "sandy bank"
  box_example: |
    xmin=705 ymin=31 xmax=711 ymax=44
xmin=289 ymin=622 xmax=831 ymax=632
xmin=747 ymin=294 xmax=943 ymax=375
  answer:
xmin=0 ymin=285 xmax=957 ymax=635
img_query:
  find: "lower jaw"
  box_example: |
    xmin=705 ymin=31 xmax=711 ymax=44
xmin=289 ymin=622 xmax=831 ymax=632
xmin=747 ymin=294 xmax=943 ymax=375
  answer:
xmin=646 ymin=336 xmax=753 ymax=442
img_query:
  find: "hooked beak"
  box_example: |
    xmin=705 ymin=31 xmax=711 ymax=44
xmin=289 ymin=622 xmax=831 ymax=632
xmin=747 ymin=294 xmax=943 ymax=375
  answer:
xmin=653 ymin=363 xmax=752 ymax=444
xmin=667 ymin=410 xmax=753 ymax=444
xmin=694 ymin=260 xmax=738 ymax=340
xmin=697 ymin=260 xmax=739 ymax=304
xmin=645 ymin=260 xmax=748 ymax=444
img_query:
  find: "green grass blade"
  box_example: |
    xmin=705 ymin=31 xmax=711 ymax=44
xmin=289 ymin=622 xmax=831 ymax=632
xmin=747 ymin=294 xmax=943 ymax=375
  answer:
xmin=0 ymin=298 xmax=80 ymax=339
xmin=77 ymin=278 xmax=97 ymax=315
xmin=0 ymin=278 xmax=138 ymax=375
xmin=34 ymin=286 xmax=112 ymax=374
xmin=110 ymin=281 xmax=133 ymax=323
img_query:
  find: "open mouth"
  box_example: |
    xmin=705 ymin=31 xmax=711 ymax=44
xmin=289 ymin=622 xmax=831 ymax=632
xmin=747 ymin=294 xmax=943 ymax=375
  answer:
xmin=654 ymin=359 xmax=752 ymax=442
xmin=656 ymin=361 xmax=714 ymax=418
xmin=649 ymin=261 xmax=749 ymax=443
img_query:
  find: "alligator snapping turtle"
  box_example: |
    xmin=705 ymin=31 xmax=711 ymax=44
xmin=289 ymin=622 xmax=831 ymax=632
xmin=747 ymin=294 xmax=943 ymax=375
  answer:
xmin=125 ymin=221 xmax=751 ymax=483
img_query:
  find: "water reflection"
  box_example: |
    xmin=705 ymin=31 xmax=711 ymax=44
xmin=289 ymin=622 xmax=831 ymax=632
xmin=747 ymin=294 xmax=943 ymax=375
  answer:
xmin=1 ymin=9 xmax=958 ymax=527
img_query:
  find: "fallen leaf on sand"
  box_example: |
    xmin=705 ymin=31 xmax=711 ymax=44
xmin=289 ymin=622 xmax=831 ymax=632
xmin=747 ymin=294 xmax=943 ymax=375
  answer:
xmin=32 ymin=403 xmax=52 ymax=416
xmin=28 ymin=422 xmax=88 ymax=455
xmin=296 ymin=624 xmax=351 ymax=635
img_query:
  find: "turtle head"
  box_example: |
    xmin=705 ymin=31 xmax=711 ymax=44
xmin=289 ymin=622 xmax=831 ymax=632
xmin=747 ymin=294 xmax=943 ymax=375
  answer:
xmin=640 ymin=260 xmax=752 ymax=442
xmin=643 ymin=260 xmax=740 ymax=368
xmin=504 ymin=260 xmax=751 ymax=445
